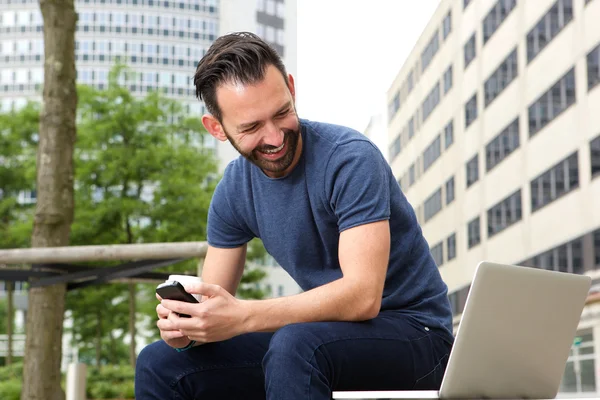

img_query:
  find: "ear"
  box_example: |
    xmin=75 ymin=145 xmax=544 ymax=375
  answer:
xmin=202 ymin=114 xmax=228 ymax=142
xmin=287 ymin=74 xmax=296 ymax=102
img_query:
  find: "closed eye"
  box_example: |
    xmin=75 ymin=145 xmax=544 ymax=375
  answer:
xmin=274 ymin=108 xmax=290 ymax=118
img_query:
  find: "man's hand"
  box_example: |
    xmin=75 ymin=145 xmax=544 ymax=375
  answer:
xmin=155 ymin=294 xmax=193 ymax=349
xmin=160 ymin=282 xmax=249 ymax=344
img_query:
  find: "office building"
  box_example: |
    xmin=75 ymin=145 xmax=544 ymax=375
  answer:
xmin=386 ymin=0 xmax=600 ymax=394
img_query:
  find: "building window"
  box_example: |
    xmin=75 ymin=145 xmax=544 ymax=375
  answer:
xmin=388 ymin=92 xmax=401 ymax=122
xmin=531 ymin=152 xmax=579 ymax=212
xmin=442 ymin=11 xmax=452 ymax=40
xmin=484 ymin=48 xmax=518 ymax=107
xmin=431 ymin=242 xmax=444 ymax=267
xmin=482 ymin=0 xmax=517 ymax=44
xmin=486 ymin=117 xmax=520 ymax=171
xmin=561 ymin=329 xmax=596 ymax=393
xmin=445 ymin=176 xmax=455 ymax=205
xmin=408 ymin=117 xmax=415 ymax=139
xmin=422 ymin=82 xmax=441 ymax=123
xmin=421 ymin=30 xmax=440 ymax=73
xmin=591 ymin=135 xmax=600 ymax=178
xmin=464 ymin=0 xmax=472 ymax=9
xmin=447 ymin=233 xmax=456 ymax=261
xmin=389 ymin=135 xmax=401 ymax=162
xmin=594 ymin=229 xmax=600 ymax=266
xmin=464 ymin=34 xmax=476 ymax=69
xmin=587 ymin=43 xmax=600 ymax=91
xmin=423 ymin=135 xmax=442 ymax=172
xmin=527 ymin=0 xmax=574 ymax=63
xmin=444 ymin=120 xmax=454 ymax=149
xmin=466 ymin=154 xmax=479 ymax=187
xmin=487 ymin=190 xmax=522 ymax=238
xmin=468 ymin=216 xmax=481 ymax=248
xmin=443 ymin=65 xmax=453 ymax=94
xmin=424 ymin=188 xmax=443 ymax=222
xmin=528 ymin=68 xmax=576 ymax=137
xmin=408 ymin=164 xmax=415 ymax=186
xmin=465 ymin=93 xmax=478 ymax=129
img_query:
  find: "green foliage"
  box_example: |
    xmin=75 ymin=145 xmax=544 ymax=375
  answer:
xmin=0 ymin=102 xmax=39 ymax=249
xmin=0 ymin=361 xmax=23 ymax=381
xmin=0 ymin=298 xmax=7 ymax=333
xmin=0 ymin=378 xmax=21 ymax=400
xmin=87 ymin=364 xmax=135 ymax=399
xmin=0 ymin=362 xmax=25 ymax=400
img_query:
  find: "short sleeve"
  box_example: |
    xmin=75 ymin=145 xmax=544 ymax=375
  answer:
xmin=324 ymin=140 xmax=391 ymax=232
xmin=207 ymin=178 xmax=254 ymax=248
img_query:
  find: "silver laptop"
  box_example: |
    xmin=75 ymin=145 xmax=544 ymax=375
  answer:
xmin=333 ymin=261 xmax=591 ymax=399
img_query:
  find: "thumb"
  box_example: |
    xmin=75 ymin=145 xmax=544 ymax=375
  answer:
xmin=183 ymin=282 xmax=223 ymax=298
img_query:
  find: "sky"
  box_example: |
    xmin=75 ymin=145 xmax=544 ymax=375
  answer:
xmin=295 ymin=0 xmax=440 ymax=140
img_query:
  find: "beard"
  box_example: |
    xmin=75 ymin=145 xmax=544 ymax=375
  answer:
xmin=225 ymin=120 xmax=301 ymax=176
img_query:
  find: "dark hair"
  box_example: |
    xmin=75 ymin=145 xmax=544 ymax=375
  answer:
xmin=194 ymin=32 xmax=288 ymax=122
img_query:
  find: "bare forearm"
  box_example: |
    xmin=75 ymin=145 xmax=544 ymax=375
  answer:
xmin=243 ymin=277 xmax=382 ymax=332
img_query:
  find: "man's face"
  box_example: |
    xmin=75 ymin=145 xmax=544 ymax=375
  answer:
xmin=212 ymin=65 xmax=301 ymax=178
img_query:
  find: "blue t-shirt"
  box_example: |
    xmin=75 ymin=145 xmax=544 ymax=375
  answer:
xmin=208 ymin=119 xmax=454 ymax=339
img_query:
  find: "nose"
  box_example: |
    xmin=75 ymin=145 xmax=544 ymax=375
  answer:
xmin=261 ymin=122 xmax=284 ymax=148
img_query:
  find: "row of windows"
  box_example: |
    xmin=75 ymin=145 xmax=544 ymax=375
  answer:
xmin=486 ymin=117 xmax=520 ymax=172
xmin=432 ymin=236 xmax=458 ymax=268
xmin=464 ymin=34 xmax=476 ymax=69
xmin=589 ymin=43 xmax=600 ymax=91
xmin=76 ymin=54 xmax=198 ymax=68
xmin=466 ymin=38 xmax=598 ymax=139
xmin=487 ymin=189 xmax=522 ymax=238
xmin=0 ymin=10 xmax=217 ymax=31
xmin=467 ymin=145 xmax=599 ymax=247
xmin=424 ymin=188 xmax=442 ymax=223
xmin=443 ymin=65 xmax=453 ymax=94
xmin=0 ymin=0 xmax=217 ymax=16
xmin=397 ymin=119 xmax=453 ymax=190
xmin=422 ymin=172 xmax=455 ymax=224
xmin=450 ymin=227 xmax=600 ymax=316
xmin=527 ymin=0 xmax=573 ymax=63
xmin=464 ymin=93 xmax=477 ymax=129
xmin=482 ymin=0 xmax=517 ymax=44
xmin=484 ymin=47 xmax=518 ymax=108
xmin=466 ymin=154 xmax=479 ymax=187
xmin=421 ymin=81 xmax=440 ymax=123
xmin=528 ymin=67 xmax=576 ymax=137
xmin=423 ymin=134 xmax=442 ymax=172
xmin=389 ymin=5 xmax=453 ymax=122
xmin=592 ymin=136 xmax=600 ymax=178
xmin=531 ymin=152 xmax=579 ymax=212
xmin=421 ymin=29 xmax=439 ymax=73
xmin=442 ymin=11 xmax=452 ymax=41
xmin=75 ymin=40 xmax=204 ymax=58
xmin=256 ymin=0 xmax=286 ymax=19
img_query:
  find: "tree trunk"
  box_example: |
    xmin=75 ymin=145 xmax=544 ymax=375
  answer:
xmin=21 ymin=0 xmax=77 ymax=399
xmin=128 ymin=282 xmax=137 ymax=368
xmin=6 ymin=281 xmax=13 ymax=365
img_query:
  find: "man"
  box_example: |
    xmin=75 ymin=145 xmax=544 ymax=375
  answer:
xmin=135 ymin=32 xmax=453 ymax=400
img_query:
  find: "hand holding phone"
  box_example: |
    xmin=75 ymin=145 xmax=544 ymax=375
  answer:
xmin=156 ymin=280 xmax=199 ymax=318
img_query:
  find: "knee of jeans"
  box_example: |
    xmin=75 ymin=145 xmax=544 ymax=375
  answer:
xmin=266 ymin=323 xmax=320 ymax=362
xmin=136 ymin=340 xmax=169 ymax=374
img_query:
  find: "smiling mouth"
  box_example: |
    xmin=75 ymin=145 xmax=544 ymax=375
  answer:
xmin=260 ymin=142 xmax=285 ymax=154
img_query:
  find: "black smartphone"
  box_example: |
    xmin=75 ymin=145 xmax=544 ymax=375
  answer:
xmin=156 ymin=280 xmax=199 ymax=318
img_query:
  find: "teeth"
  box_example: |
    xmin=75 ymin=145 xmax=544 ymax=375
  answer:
xmin=263 ymin=143 xmax=284 ymax=154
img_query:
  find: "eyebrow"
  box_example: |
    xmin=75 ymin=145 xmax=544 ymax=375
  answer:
xmin=237 ymin=101 xmax=292 ymax=131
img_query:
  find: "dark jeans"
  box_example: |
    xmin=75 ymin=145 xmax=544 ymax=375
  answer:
xmin=135 ymin=311 xmax=453 ymax=400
